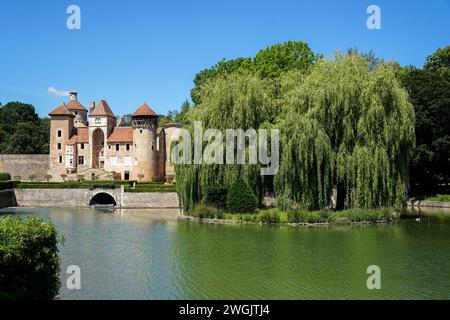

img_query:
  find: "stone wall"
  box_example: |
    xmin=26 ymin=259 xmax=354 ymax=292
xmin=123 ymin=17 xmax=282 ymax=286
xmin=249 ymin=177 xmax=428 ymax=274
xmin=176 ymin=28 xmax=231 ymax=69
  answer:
xmin=0 ymin=190 xmax=17 ymax=209
xmin=0 ymin=154 xmax=49 ymax=181
xmin=121 ymin=192 xmax=179 ymax=208
xmin=13 ymin=188 xmax=179 ymax=209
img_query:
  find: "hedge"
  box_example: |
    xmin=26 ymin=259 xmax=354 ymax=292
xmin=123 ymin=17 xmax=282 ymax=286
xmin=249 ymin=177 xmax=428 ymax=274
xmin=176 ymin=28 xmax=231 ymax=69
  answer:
xmin=0 ymin=172 xmax=11 ymax=181
xmin=0 ymin=216 xmax=62 ymax=300
xmin=0 ymin=181 xmax=20 ymax=191
xmin=15 ymin=180 xmax=136 ymax=189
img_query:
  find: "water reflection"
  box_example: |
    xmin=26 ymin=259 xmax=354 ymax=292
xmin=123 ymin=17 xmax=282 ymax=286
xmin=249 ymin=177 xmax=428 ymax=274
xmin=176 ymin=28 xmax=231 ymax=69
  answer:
xmin=0 ymin=207 xmax=449 ymax=299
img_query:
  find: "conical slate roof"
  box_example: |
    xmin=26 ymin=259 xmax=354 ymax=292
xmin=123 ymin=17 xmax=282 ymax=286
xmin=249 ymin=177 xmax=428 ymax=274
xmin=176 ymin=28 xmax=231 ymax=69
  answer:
xmin=132 ymin=102 xmax=157 ymax=117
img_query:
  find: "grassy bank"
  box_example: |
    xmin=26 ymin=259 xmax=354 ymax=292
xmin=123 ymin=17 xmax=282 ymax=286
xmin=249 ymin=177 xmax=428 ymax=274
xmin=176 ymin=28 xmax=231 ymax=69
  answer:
xmin=187 ymin=206 xmax=397 ymax=226
xmin=410 ymin=194 xmax=450 ymax=202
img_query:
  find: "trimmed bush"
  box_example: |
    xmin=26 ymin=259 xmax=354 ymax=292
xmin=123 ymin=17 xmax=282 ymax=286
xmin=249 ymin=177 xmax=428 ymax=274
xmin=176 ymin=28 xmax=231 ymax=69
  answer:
xmin=226 ymin=178 xmax=258 ymax=213
xmin=0 ymin=172 xmax=11 ymax=181
xmin=0 ymin=216 xmax=62 ymax=300
xmin=204 ymin=184 xmax=228 ymax=208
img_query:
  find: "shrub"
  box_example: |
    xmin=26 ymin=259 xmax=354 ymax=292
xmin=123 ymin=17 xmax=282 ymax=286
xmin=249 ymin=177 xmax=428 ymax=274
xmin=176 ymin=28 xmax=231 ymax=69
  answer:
xmin=204 ymin=184 xmax=228 ymax=208
xmin=44 ymin=174 xmax=53 ymax=182
xmin=226 ymin=178 xmax=258 ymax=213
xmin=0 ymin=181 xmax=13 ymax=190
xmin=0 ymin=172 xmax=11 ymax=181
xmin=287 ymin=210 xmax=304 ymax=223
xmin=191 ymin=205 xmax=220 ymax=219
xmin=14 ymin=175 xmax=21 ymax=181
xmin=259 ymin=211 xmax=280 ymax=224
xmin=0 ymin=216 xmax=62 ymax=300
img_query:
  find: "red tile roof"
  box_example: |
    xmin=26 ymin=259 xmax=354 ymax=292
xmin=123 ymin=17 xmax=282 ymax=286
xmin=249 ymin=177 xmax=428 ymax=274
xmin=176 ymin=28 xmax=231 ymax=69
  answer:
xmin=90 ymin=100 xmax=115 ymax=117
xmin=132 ymin=103 xmax=157 ymax=117
xmin=107 ymin=127 xmax=133 ymax=143
xmin=66 ymin=100 xmax=87 ymax=112
xmin=77 ymin=128 xmax=89 ymax=143
xmin=49 ymin=103 xmax=75 ymax=117
xmin=67 ymin=135 xmax=78 ymax=145
xmin=66 ymin=128 xmax=89 ymax=145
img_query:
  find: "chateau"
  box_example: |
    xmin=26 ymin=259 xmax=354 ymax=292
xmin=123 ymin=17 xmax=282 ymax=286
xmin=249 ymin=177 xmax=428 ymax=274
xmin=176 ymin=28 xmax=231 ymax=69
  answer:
xmin=48 ymin=90 xmax=179 ymax=182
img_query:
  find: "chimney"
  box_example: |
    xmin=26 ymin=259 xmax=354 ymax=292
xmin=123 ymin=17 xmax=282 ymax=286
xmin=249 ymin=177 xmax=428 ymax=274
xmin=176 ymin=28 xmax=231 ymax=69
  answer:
xmin=89 ymin=101 xmax=95 ymax=113
xmin=69 ymin=90 xmax=78 ymax=101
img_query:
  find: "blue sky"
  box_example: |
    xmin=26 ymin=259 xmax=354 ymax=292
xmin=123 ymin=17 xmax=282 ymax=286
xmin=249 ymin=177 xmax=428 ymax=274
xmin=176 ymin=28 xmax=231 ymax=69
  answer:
xmin=0 ymin=0 xmax=449 ymax=117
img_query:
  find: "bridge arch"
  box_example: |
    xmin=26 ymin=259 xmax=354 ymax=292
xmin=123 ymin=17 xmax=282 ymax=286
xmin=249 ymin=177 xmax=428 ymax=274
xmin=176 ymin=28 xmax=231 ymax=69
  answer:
xmin=89 ymin=192 xmax=117 ymax=206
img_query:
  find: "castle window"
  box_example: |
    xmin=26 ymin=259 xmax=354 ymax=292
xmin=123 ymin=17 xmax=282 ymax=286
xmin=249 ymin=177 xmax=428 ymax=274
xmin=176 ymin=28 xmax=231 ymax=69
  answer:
xmin=59 ymin=156 xmax=63 ymax=163
xmin=78 ymin=155 xmax=84 ymax=165
xmin=124 ymin=156 xmax=131 ymax=166
xmin=110 ymin=156 xmax=117 ymax=167
xmin=156 ymin=137 xmax=160 ymax=151
xmin=80 ymin=143 xmax=84 ymax=150
xmin=57 ymin=143 xmax=62 ymax=150
xmin=116 ymin=144 xmax=119 ymax=151
xmin=57 ymin=130 xmax=62 ymax=138
xmin=126 ymin=144 xmax=130 ymax=151
xmin=140 ymin=130 xmax=143 ymax=134
xmin=151 ymin=144 xmax=154 ymax=150
xmin=95 ymin=118 xmax=101 ymax=124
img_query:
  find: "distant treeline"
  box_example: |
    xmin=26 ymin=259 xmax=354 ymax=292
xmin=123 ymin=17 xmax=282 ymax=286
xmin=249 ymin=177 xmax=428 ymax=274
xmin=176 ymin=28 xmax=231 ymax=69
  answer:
xmin=0 ymin=102 xmax=49 ymax=154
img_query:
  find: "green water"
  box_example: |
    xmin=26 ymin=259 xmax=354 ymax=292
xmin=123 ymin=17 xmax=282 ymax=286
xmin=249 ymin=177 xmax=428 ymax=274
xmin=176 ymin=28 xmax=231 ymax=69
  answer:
xmin=1 ymin=207 xmax=449 ymax=299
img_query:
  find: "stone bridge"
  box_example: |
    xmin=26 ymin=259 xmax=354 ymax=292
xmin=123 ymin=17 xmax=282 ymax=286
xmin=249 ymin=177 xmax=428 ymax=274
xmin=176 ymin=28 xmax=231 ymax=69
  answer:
xmin=12 ymin=187 xmax=179 ymax=208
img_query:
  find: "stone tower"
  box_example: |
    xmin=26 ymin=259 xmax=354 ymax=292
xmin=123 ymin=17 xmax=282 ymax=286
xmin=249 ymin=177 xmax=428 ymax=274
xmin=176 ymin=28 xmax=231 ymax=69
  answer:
xmin=88 ymin=100 xmax=116 ymax=169
xmin=131 ymin=103 xmax=159 ymax=182
xmin=48 ymin=103 xmax=75 ymax=177
xmin=66 ymin=90 xmax=88 ymax=127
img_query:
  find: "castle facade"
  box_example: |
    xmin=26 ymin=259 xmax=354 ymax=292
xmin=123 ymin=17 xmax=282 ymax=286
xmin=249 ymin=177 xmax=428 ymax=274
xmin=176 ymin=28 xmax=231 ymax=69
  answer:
xmin=48 ymin=91 xmax=173 ymax=182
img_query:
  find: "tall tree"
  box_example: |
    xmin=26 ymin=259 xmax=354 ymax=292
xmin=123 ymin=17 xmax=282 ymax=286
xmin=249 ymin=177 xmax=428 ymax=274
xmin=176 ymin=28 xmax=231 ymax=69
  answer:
xmin=275 ymin=53 xmax=415 ymax=210
xmin=400 ymin=46 xmax=450 ymax=193
xmin=0 ymin=102 xmax=49 ymax=154
xmin=190 ymin=41 xmax=320 ymax=105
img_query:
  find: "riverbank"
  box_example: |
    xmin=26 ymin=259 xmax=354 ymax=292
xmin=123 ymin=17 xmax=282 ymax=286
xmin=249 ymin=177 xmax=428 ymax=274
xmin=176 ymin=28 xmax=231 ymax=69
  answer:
xmin=183 ymin=207 xmax=397 ymax=227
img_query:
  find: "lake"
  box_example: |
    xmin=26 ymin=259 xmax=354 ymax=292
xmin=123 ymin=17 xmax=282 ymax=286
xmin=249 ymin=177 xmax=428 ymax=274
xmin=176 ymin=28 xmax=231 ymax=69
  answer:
xmin=1 ymin=206 xmax=449 ymax=299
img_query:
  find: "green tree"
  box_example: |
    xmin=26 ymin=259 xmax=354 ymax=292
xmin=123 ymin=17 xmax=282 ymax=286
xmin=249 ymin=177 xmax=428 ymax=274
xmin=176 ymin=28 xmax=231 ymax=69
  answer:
xmin=190 ymin=41 xmax=320 ymax=105
xmin=0 ymin=102 xmax=49 ymax=154
xmin=424 ymin=46 xmax=450 ymax=78
xmin=400 ymin=52 xmax=450 ymax=193
xmin=253 ymin=41 xmax=320 ymax=79
xmin=275 ymin=52 xmax=415 ymax=210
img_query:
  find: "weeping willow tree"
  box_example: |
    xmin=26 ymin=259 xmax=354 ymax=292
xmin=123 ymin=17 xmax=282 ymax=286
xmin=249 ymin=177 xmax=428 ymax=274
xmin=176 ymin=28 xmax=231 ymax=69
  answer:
xmin=175 ymin=72 xmax=278 ymax=212
xmin=275 ymin=53 xmax=416 ymax=210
